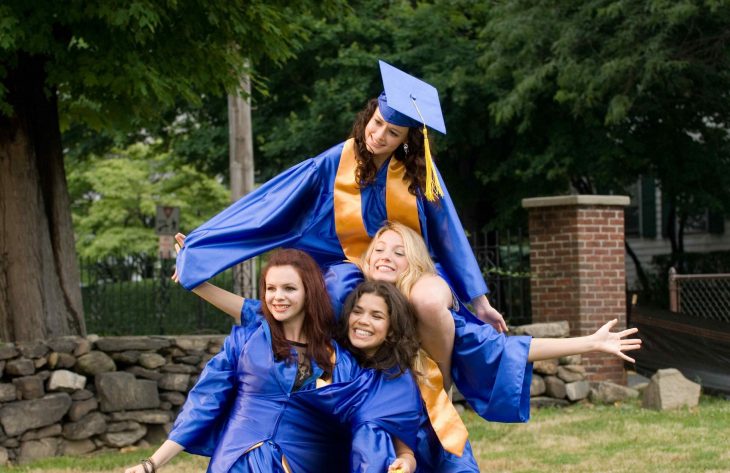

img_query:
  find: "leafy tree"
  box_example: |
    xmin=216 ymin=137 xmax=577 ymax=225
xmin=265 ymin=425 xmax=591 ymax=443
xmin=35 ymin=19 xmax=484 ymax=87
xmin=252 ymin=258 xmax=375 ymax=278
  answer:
xmin=68 ymin=143 xmax=229 ymax=259
xmin=250 ymin=0 xmax=499 ymax=228
xmin=480 ymin=0 xmax=730 ymax=242
xmin=64 ymin=2 xmax=504 ymax=229
xmin=0 ymin=1 xmax=339 ymax=341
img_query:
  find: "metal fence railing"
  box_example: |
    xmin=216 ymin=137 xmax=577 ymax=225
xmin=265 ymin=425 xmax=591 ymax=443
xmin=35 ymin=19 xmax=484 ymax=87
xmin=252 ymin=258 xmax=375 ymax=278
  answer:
xmin=669 ymin=267 xmax=730 ymax=323
xmin=468 ymin=228 xmax=531 ymax=326
xmin=80 ymin=254 xmax=237 ymax=336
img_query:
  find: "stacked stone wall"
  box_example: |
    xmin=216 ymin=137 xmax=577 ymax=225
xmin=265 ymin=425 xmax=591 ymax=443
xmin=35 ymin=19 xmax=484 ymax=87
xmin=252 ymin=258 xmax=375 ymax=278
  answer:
xmin=0 ymin=335 xmax=224 ymax=465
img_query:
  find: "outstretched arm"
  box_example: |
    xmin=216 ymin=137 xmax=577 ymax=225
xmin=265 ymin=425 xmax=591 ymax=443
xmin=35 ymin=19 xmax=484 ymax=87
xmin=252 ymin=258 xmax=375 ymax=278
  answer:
xmin=172 ymin=233 xmax=243 ymax=323
xmin=124 ymin=440 xmax=183 ymax=472
xmin=528 ymin=319 xmax=641 ymax=363
xmin=190 ymin=282 xmax=244 ymax=324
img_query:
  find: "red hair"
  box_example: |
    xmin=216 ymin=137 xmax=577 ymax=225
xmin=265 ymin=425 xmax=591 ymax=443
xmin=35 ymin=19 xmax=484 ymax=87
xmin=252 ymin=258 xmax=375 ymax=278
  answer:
xmin=258 ymin=249 xmax=334 ymax=377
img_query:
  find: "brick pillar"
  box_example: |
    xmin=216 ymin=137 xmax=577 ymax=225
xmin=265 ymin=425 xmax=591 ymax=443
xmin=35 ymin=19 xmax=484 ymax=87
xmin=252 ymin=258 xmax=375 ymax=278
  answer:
xmin=523 ymin=195 xmax=630 ymax=384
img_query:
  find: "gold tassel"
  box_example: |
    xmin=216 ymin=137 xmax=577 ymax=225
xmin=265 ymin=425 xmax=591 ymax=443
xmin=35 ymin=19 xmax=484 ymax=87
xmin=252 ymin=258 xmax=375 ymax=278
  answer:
xmin=423 ymin=125 xmax=444 ymax=201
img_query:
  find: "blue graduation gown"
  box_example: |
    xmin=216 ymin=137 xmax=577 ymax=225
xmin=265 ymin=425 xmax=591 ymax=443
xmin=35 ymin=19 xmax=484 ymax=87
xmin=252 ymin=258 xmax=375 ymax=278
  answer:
xmin=175 ymin=141 xmax=487 ymax=308
xmin=169 ymin=300 xmax=421 ymax=473
xmin=415 ymin=409 xmax=480 ymax=473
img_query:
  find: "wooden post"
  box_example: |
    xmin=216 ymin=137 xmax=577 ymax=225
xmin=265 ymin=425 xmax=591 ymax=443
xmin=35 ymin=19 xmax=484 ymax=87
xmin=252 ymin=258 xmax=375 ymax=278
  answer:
xmin=228 ymin=69 xmax=256 ymax=299
xmin=668 ymin=267 xmax=678 ymax=312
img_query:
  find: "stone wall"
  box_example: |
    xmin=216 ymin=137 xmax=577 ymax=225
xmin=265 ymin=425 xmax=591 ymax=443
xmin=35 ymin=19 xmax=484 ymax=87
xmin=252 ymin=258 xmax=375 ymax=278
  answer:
xmin=0 ymin=335 xmax=224 ymax=465
xmin=0 ymin=325 xmax=588 ymax=465
xmin=513 ymin=321 xmax=592 ymax=408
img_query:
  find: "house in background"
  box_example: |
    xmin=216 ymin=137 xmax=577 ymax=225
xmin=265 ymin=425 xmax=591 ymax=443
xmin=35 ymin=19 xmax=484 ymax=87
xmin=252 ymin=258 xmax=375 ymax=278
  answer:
xmin=624 ymin=176 xmax=728 ymax=290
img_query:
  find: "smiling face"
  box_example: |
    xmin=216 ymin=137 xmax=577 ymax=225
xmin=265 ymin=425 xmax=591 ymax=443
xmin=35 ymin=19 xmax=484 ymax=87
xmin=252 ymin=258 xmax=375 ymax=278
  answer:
xmin=366 ymin=230 xmax=410 ymax=283
xmin=364 ymin=107 xmax=409 ymax=162
xmin=264 ymin=265 xmax=306 ymax=327
xmin=347 ymin=292 xmax=390 ymax=357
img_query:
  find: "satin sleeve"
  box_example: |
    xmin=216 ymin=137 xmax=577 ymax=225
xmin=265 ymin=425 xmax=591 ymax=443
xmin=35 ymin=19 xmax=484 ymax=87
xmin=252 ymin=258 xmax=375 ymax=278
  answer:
xmin=350 ymin=423 xmax=397 ymax=473
xmin=423 ymin=167 xmax=489 ymax=302
xmin=167 ymin=326 xmax=243 ymax=455
xmin=346 ymin=371 xmax=420 ymax=472
xmin=175 ymin=157 xmax=323 ymax=290
xmin=240 ymin=299 xmax=263 ymax=335
xmin=451 ymin=307 xmax=532 ymax=423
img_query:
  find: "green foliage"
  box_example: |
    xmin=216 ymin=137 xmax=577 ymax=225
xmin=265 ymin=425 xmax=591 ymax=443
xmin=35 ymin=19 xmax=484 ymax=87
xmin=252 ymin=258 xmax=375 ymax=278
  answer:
xmin=50 ymin=0 xmax=730 ymax=234
xmin=481 ymin=0 xmax=730 ymax=222
xmin=67 ymin=142 xmax=229 ymax=258
xmin=1 ymin=0 xmax=342 ymax=130
xmin=248 ymin=0 xmax=503 ymax=228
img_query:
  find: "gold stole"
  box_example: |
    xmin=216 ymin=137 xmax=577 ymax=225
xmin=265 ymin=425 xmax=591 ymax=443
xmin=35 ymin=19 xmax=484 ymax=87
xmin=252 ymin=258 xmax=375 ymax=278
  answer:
xmin=333 ymin=138 xmax=421 ymax=265
xmin=333 ymin=139 xmax=468 ymax=455
xmin=418 ymin=353 xmax=469 ymax=456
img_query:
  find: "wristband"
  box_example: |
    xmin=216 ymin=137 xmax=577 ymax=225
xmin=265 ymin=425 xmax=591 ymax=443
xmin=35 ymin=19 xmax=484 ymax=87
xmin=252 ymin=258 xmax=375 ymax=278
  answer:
xmin=140 ymin=458 xmax=157 ymax=473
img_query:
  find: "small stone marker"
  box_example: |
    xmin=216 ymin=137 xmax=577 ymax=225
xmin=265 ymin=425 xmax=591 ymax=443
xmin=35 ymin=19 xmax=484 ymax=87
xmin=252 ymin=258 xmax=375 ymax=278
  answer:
xmin=642 ymin=368 xmax=701 ymax=411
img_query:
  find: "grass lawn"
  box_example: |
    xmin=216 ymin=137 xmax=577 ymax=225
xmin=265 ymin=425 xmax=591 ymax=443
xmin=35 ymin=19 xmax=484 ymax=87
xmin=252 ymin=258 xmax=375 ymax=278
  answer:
xmin=7 ymin=396 xmax=729 ymax=473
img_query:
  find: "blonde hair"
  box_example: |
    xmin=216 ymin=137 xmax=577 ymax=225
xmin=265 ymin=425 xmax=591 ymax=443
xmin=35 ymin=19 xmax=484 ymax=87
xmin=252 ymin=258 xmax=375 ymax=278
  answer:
xmin=361 ymin=221 xmax=437 ymax=297
xmin=360 ymin=222 xmax=439 ymax=388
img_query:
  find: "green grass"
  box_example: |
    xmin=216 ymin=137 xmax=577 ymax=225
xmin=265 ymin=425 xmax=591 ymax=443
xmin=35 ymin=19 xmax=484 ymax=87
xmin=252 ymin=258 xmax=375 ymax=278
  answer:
xmin=9 ymin=396 xmax=730 ymax=472
xmin=3 ymin=448 xmax=207 ymax=472
xmin=466 ymin=395 xmax=730 ymax=473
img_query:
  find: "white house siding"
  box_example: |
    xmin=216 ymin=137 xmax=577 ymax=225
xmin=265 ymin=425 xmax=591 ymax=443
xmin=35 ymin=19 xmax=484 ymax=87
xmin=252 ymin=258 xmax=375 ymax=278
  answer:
xmin=625 ymin=221 xmax=730 ymax=290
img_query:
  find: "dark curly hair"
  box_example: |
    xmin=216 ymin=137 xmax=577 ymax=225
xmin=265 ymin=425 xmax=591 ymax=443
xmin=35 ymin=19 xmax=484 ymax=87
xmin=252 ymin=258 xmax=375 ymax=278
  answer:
xmin=350 ymin=98 xmax=430 ymax=196
xmin=336 ymin=280 xmax=420 ymax=377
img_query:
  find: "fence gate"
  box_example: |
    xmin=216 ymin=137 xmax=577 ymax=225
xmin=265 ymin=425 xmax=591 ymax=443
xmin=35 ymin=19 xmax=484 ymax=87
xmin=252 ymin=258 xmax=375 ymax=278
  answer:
xmin=668 ymin=267 xmax=730 ymax=323
xmin=468 ymin=228 xmax=531 ymax=326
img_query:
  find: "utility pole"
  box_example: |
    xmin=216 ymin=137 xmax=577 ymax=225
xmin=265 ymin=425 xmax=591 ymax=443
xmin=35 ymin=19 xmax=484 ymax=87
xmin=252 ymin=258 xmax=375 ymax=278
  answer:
xmin=228 ymin=71 xmax=256 ymax=298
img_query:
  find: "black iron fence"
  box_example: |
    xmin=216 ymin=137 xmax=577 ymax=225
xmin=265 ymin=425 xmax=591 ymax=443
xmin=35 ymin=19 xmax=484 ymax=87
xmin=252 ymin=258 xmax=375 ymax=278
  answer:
xmin=80 ymin=254 xmax=236 ymax=336
xmin=79 ymin=230 xmax=531 ymax=335
xmin=468 ymin=228 xmax=531 ymax=326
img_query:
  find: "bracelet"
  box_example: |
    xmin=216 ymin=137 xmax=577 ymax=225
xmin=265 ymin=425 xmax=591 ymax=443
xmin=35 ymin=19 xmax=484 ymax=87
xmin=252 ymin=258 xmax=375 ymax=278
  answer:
xmin=140 ymin=458 xmax=157 ymax=473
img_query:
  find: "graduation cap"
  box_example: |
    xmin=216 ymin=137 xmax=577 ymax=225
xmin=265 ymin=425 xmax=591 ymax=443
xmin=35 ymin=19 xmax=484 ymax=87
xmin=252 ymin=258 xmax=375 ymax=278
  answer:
xmin=378 ymin=60 xmax=446 ymax=201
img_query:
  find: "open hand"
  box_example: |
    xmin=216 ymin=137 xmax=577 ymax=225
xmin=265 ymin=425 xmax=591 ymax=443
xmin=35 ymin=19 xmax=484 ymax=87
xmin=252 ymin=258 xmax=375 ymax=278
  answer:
xmin=591 ymin=319 xmax=642 ymax=363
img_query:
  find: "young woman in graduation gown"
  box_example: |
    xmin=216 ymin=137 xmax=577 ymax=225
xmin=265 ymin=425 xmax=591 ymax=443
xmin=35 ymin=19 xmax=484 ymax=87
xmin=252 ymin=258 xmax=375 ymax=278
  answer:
xmin=174 ymin=61 xmax=506 ymax=393
xmin=125 ymin=249 xmax=421 ymax=473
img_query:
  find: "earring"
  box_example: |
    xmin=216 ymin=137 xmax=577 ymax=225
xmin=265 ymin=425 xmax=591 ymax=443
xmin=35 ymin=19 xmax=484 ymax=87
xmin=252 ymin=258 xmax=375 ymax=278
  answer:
xmin=403 ymin=143 xmax=409 ymax=155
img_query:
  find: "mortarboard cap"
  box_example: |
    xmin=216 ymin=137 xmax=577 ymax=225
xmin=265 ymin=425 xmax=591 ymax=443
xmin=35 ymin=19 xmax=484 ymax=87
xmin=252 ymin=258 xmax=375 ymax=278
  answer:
xmin=378 ymin=60 xmax=446 ymax=134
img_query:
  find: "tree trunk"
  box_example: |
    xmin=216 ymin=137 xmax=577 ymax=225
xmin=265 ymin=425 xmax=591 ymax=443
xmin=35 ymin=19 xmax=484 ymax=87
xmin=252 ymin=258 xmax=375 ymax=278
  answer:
xmin=228 ymin=71 xmax=257 ymax=299
xmin=0 ymin=53 xmax=85 ymax=341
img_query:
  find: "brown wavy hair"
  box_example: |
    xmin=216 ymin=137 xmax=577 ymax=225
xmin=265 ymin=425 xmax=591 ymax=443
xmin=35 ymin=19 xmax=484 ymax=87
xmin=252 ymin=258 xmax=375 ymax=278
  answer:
xmin=335 ymin=280 xmax=420 ymax=377
xmin=258 ymin=249 xmax=334 ymax=378
xmin=350 ymin=98 xmax=429 ymax=195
